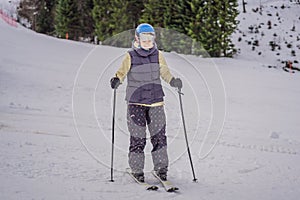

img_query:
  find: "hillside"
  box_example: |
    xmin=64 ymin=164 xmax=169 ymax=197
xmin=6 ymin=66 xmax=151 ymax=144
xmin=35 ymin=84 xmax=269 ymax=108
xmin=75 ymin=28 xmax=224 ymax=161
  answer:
xmin=1 ymin=1 xmax=300 ymax=200
xmin=233 ymin=0 xmax=300 ymax=71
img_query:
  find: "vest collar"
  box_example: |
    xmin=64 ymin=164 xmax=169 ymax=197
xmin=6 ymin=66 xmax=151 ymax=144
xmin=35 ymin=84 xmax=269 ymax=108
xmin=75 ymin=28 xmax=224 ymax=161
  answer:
xmin=132 ymin=41 xmax=158 ymax=57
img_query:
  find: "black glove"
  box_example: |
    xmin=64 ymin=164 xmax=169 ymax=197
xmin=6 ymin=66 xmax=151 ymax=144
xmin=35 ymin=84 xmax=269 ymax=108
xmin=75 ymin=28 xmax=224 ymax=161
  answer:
xmin=170 ymin=77 xmax=182 ymax=89
xmin=110 ymin=77 xmax=120 ymax=89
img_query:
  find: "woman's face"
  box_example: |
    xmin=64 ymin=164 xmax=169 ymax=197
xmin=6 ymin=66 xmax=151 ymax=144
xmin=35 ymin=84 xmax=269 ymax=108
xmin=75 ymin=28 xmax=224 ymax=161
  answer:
xmin=138 ymin=33 xmax=155 ymax=50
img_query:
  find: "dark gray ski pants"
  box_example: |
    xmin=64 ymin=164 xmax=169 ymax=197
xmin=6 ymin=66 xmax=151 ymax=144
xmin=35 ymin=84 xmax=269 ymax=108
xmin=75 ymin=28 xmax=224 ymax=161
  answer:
xmin=127 ymin=104 xmax=169 ymax=174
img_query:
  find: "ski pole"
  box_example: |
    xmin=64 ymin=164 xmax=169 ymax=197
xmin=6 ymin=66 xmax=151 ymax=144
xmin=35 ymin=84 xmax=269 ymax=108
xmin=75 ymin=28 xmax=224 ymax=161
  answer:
xmin=110 ymin=88 xmax=117 ymax=182
xmin=177 ymin=88 xmax=197 ymax=182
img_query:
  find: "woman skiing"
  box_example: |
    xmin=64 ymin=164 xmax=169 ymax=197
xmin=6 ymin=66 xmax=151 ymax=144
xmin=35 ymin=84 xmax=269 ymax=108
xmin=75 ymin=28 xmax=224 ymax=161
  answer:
xmin=110 ymin=23 xmax=182 ymax=182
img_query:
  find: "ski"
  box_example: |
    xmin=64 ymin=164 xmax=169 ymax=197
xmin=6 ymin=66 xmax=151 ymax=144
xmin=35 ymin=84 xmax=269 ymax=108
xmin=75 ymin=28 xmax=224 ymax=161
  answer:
xmin=151 ymin=171 xmax=179 ymax=192
xmin=126 ymin=168 xmax=159 ymax=191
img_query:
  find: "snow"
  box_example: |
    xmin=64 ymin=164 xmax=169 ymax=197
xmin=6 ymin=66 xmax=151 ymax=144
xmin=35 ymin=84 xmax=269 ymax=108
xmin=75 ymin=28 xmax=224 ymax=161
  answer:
xmin=1 ymin=1 xmax=300 ymax=199
xmin=0 ymin=0 xmax=19 ymax=19
xmin=233 ymin=0 xmax=300 ymax=67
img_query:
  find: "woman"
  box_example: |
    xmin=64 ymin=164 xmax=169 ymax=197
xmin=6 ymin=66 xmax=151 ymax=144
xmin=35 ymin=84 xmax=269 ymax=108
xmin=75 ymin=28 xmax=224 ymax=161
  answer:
xmin=110 ymin=23 xmax=182 ymax=182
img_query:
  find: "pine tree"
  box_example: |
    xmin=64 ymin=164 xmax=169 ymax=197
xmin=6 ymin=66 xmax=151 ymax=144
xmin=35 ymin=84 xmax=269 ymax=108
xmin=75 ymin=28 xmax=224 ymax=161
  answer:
xmin=126 ymin=0 xmax=145 ymax=29
xmin=141 ymin=0 xmax=187 ymax=53
xmin=162 ymin=0 xmax=195 ymax=54
xmin=77 ymin=0 xmax=94 ymax=39
xmin=101 ymin=0 xmax=132 ymax=47
xmin=141 ymin=0 xmax=188 ymax=32
xmin=55 ymin=0 xmax=81 ymax=40
xmin=140 ymin=0 xmax=166 ymax=27
xmin=186 ymin=0 xmax=238 ymax=57
xmin=92 ymin=0 xmax=145 ymax=44
xmin=54 ymin=0 xmax=67 ymax=37
xmin=163 ymin=0 xmax=185 ymax=32
xmin=110 ymin=0 xmax=130 ymax=34
xmin=35 ymin=0 xmax=56 ymax=34
xmin=204 ymin=0 xmax=224 ymax=57
xmin=92 ymin=0 xmax=114 ymax=41
xmin=219 ymin=0 xmax=239 ymax=57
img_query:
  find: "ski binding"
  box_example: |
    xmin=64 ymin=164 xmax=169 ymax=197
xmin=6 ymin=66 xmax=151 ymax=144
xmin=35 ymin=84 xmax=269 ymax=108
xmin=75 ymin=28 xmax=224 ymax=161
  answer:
xmin=126 ymin=168 xmax=158 ymax=191
xmin=151 ymin=171 xmax=179 ymax=192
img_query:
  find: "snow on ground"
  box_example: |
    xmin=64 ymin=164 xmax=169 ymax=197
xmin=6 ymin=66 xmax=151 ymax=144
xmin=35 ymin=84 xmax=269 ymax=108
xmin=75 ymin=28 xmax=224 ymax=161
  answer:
xmin=233 ymin=0 xmax=300 ymax=68
xmin=1 ymin=1 xmax=300 ymax=199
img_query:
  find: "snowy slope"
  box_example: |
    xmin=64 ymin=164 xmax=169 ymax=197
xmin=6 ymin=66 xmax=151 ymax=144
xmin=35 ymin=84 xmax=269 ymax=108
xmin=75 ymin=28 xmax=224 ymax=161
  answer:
xmin=233 ymin=0 xmax=300 ymax=68
xmin=1 ymin=1 xmax=300 ymax=199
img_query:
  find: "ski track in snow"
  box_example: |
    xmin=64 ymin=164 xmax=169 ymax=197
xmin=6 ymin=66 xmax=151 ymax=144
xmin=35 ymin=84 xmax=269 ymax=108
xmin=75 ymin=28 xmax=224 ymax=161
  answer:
xmin=1 ymin=1 xmax=300 ymax=199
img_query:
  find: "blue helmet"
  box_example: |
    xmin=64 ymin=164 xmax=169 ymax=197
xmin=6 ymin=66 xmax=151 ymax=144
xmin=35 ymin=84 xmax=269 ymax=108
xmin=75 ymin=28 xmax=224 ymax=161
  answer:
xmin=135 ymin=23 xmax=155 ymax=36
